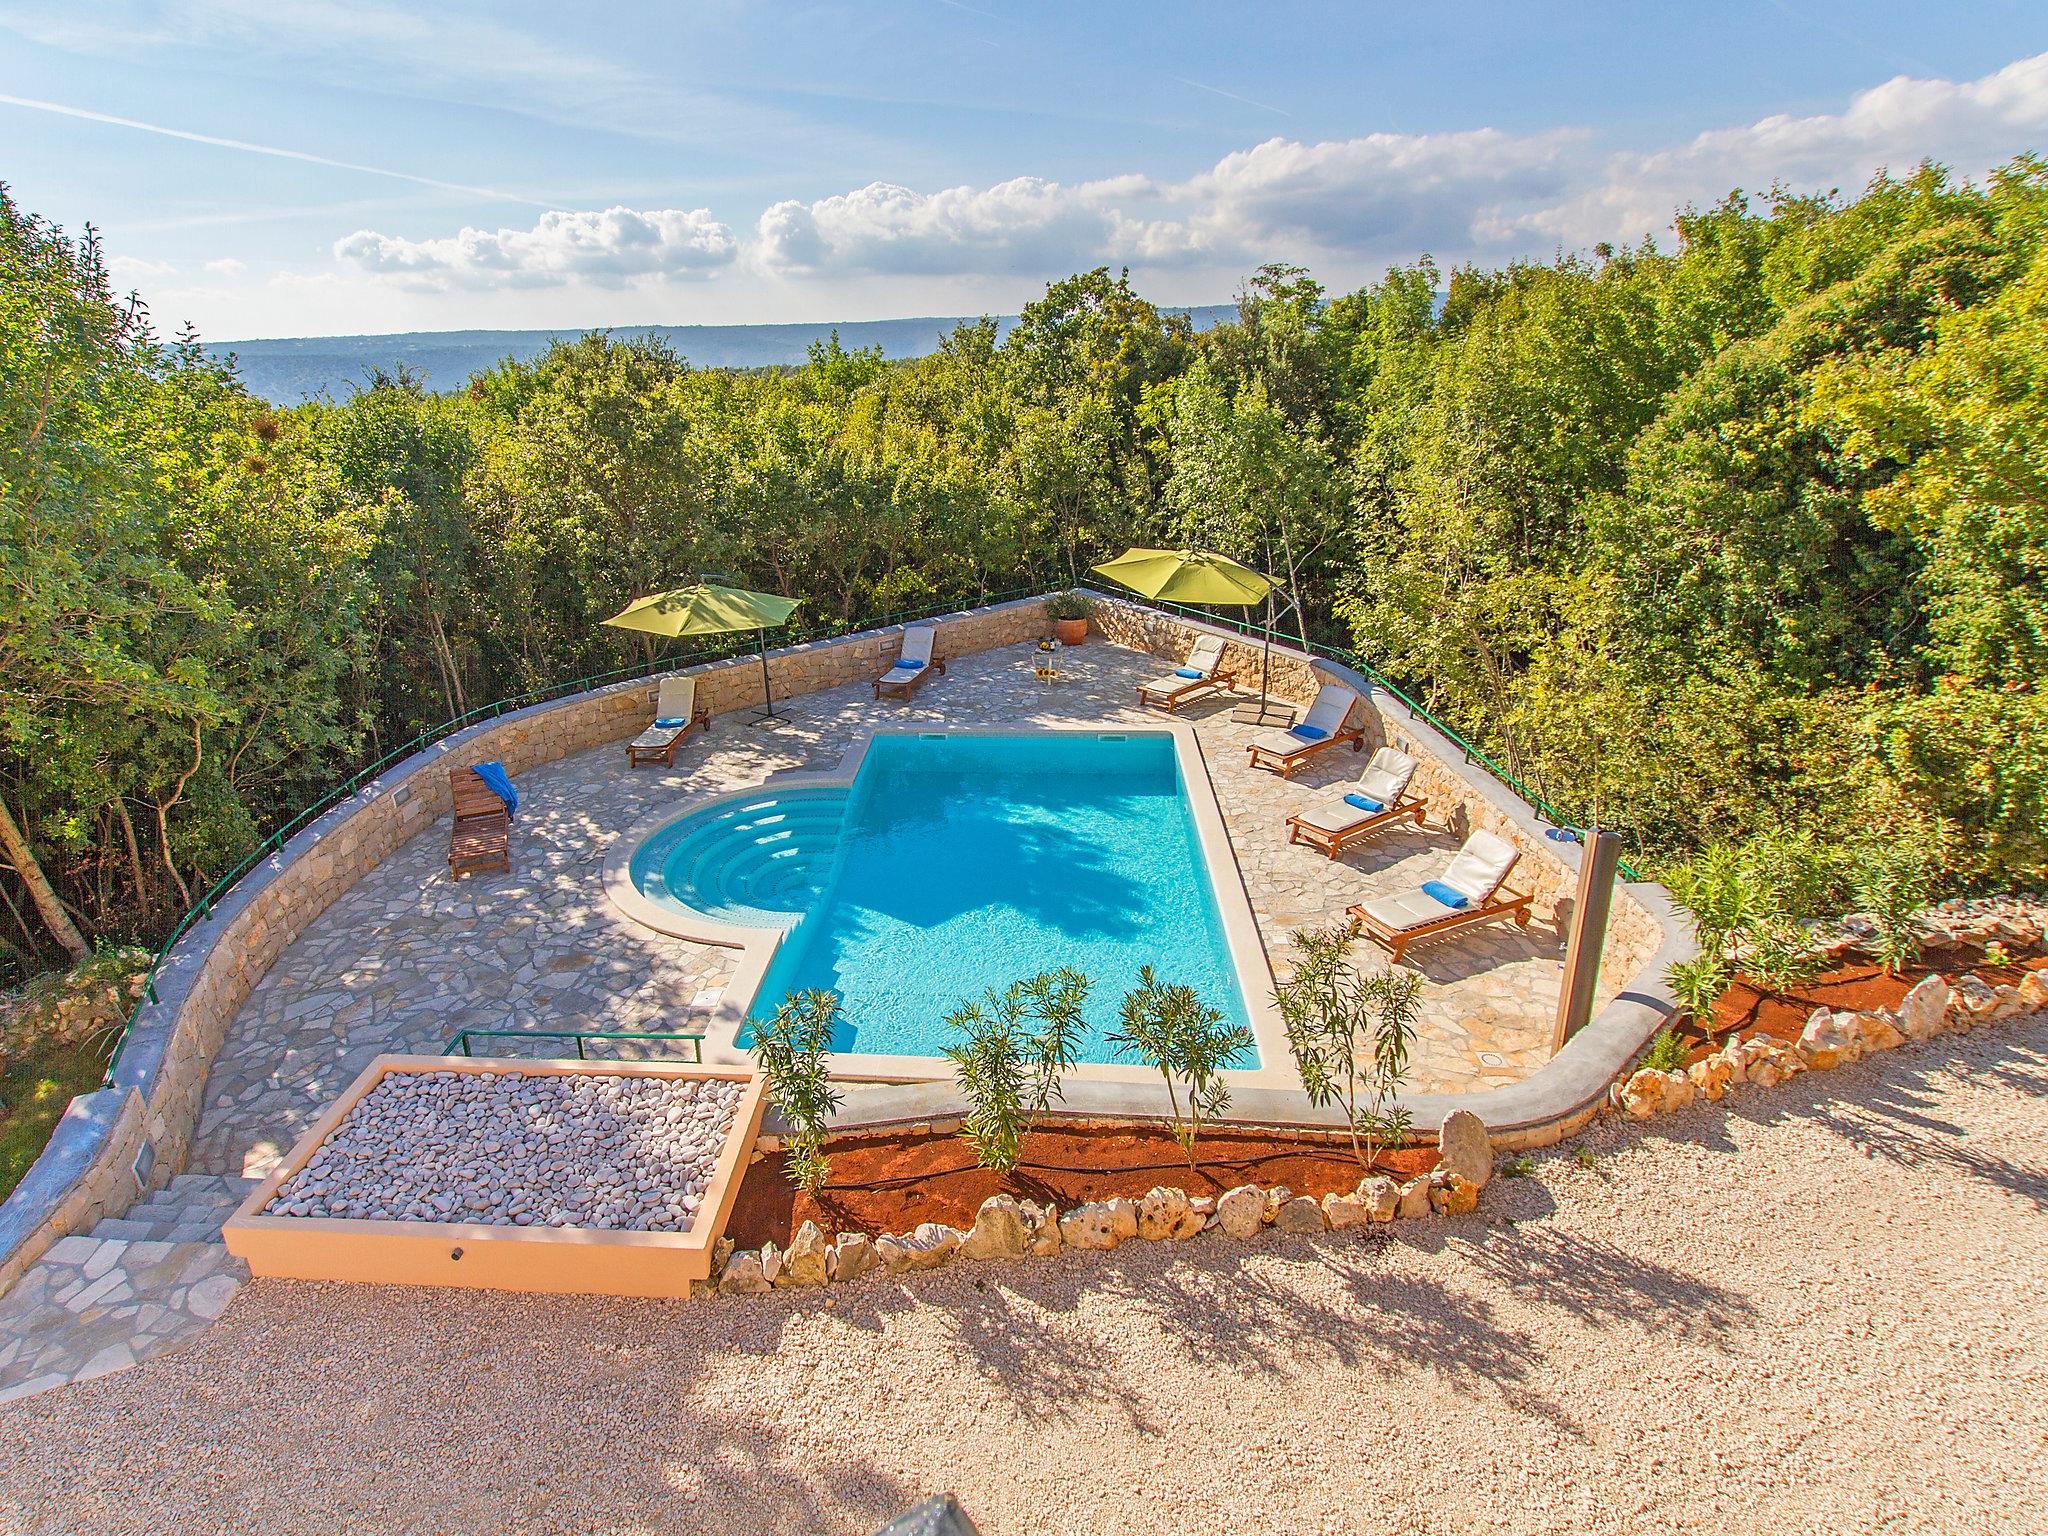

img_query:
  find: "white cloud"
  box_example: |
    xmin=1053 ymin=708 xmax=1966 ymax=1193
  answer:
xmin=204 ymin=257 xmax=247 ymax=277
xmin=1505 ymin=51 xmax=2048 ymax=247
xmin=334 ymin=207 xmax=739 ymax=290
xmin=109 ymin=255 xmax=178 ymax=283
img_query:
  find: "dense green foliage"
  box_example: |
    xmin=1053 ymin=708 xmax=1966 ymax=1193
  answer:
xmin=4 ymin=159 xmax=2046 ymax=985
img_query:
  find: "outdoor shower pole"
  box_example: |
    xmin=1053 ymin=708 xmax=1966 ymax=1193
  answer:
xmin=754 ymin=627 xmax=776 ymax=720
xmin=1553 ymin=827 xmax=1622 ymax=1051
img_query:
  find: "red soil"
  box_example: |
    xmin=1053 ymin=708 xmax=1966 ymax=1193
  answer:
xmin=1686 ymin=942 xmax=2045 ymax=1064
xmin=726 ymin=1123 xmax=1438 ymax=1249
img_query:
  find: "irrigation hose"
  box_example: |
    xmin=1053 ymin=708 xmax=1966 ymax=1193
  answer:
xmin=808 ymin=1145 xmax=1404 ymax=1195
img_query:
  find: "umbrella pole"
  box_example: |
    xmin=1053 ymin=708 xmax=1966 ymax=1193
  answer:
xmin=1258 ymin=588 xmax=1275 ymax=710
xmin=756 ymin=628 xmax=776 ymax=720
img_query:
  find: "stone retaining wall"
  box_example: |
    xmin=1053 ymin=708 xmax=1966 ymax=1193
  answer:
xmin=0 ymin=595 xmax=1055 ymax=1294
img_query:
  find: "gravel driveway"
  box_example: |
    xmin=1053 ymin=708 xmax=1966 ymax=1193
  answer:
xmin=3 ymin=1017 xmax=2043 ymax=1536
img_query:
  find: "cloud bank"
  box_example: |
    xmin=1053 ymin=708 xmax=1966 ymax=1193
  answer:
xmin=319 ymin=50 xmax=2043 ymax=295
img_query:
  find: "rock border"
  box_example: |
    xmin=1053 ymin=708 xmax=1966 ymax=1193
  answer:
xmin=708 ymin=1110 xmax=1499 ymax=1298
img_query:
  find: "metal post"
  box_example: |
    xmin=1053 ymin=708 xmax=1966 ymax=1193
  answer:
xmin=1554 ymin=827 xmax=1621 ymax=1051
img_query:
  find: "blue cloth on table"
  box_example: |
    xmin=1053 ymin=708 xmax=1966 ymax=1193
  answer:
xmin=1288 ymin=723 xmax=1328 ymax=743
xmin=470 ymin=761 xmax=517 ymax=821
xmin=1421 ymin=879 xmax=1467 ymax=910
xmin=653 ymin=717 xmax=687 ymax=729
xmin=1174 ymin=667 xmax=1203 ymax=679
xmin=1343 ymin=793 xmax=1385 ymax=815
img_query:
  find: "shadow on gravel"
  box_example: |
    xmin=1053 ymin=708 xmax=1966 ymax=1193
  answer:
xmin=1454 ymin=1225 xmax=1756 ymax=1341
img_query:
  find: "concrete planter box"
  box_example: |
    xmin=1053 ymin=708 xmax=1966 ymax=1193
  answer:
xmin=222 ymin=1056 xmax=767 ymax=1298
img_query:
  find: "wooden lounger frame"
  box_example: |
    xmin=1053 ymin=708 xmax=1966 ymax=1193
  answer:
xmin=624 ymin=703 xmax=711 ymax=768
xmin=873 ymin=655 xmax=946 ymax=700
xmin=1247 ymin=727 xmax=1367 ymax=779
xmin=1285 ymin=792 xmax=1427 ymax=859
xmin=447 ymin=767 xmax=511 ymax=877
xmin=1136 ymin=669 xmax=1233 ymax=713
xmin=1344 ymin=888 xmax=1533 ymax=965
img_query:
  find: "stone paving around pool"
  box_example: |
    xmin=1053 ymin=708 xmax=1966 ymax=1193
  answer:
xmin=191 ymin=637 xmax=1603 ymax=1186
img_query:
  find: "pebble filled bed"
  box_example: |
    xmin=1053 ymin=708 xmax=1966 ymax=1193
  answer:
xmin=263 ymin=1070 xmax=744 ymax=1232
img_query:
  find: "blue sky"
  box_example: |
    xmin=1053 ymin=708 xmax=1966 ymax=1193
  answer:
xmin=3 ymin=1 xmax=2045 ymax=340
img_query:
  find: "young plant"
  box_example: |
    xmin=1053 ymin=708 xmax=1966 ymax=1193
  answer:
xmin=1043 ymin=591 xmax=1094 ymax=622
xmin=1852 ymin=837 xmax=1935 ymax=975
xmin=1638 ymin=1028 xmax=1690 ymax=1074
xmin=1664 ymin=951 xmax=1733 ymax=1043
xmin=1109 ymin=966 xmax=1250 ymax=1171
xmin=1274 ymin=926 xmax=1423 ymax=1173
xmin=748 ymin=990 xmax=844 ymax=1195
xmin=943 ymin=968 xmax=1090 ymax=1172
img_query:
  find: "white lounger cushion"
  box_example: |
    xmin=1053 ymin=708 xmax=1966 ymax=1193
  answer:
xmin=654 ymin=675 xmax=697 ymax=722
xmin=630 ymin=722 xmax=682 ymax=749
xmin=1358 ymin=829 xmax=1521 ymax=934
xmin=1293 ymin=749 xmax=1420 ymax=834
xmin=898 ymin=625 xmax=936 ymax=667
xmin=1141 ymin=634 xmax=1227 ymax=695
xmin=1251 ymin=682 xmax=1360 ymax=758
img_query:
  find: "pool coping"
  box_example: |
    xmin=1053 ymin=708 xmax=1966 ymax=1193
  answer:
xmin=601 ymin=721 xmax=1300 ymax=1089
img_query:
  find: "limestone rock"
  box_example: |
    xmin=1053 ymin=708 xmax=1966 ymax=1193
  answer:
xmin=1022 ymin=1200 xmax=1062 ymax=1256
xmin=1949 ymin=973 xmax=1998 ymax=1026
xmin=760 ymin=1241 xmax=785 ymax=1286
xmin=960 ymin=1195 xmax=1031 ymax=1261
xmin=1616 ymin=1069 xmax=1667 ymax=1118
xmin=1851 ymin=1008 xmax=1907 ymax=1053
xmin=1214 ymin=1184 xmax=1267 ymax=1239
xmin=1437 ymin=1109 xmax=1493 ymax=1190
xmin=777 ymin=1221 xmax=830 ymax=1287
xmin=877 ymin=1222 xmax=962 ymax=1273
xmin=1058 ymin=1202 xmax=1123 ymax=1251
xmin=1658 ymin=1069 xmax=1696 ymax=1114
xmin=1274 ymin=1195 xmax=1328 ymax=1234
xmin=1897 ymin=975 xmax=1951 ymax=1042
xmin=1105 ymin=1197 xmax=1141 ymax=1241
xmin=1261 ymin=1186 xmax=1292 ymax=1223
xmin=1689 ymin=1054 xmax=1734 ymax=1102
xmin=1321 ymin=1189 xmax=1372 ymax=1229
xmin=1428 ymin=1171 xmax=1480 ymax=1216
xmin=1138 ymin=1186 xmax=1203 ymax=1241
xmin=1985 ymin=983 xmax=2028 ymax=1023
xmin=2014 ymin=970 xmax=2048 ymax=1014
xmin=1797 ymin=1007 xmax=1860 ymax=1071
xmin=829 ymin=1232 xmax=877 ymax=1284
xmin=718 ymin=1247 xmax=770 ymax=1295
xmin=1397 ymin=1177 xmax=1432 ymax=1220
xmin=1360 ymin=1175 xmax=1401 ymax=1222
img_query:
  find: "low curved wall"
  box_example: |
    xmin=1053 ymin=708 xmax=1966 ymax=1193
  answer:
xmin=0 ymin=596 xmax=1049 ymax=1293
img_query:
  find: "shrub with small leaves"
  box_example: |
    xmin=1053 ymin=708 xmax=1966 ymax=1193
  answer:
xmin=1665 ymin=952 xmax=1733 ymax=1041
xmin=1109 ymin=966 xmax=1250 ymax=1170
xmin=749 ymin=990 xmax=843 ymax=1195
xmin=1275 ymin=925 xmax=1423 ymax=1173
xmin=1852 ymin=836 xmax=1935 ymax=975
xmin=1639 ymin=1028 xmax=1689 ymax=1075
xmin=944 ymin=969 xmax=1089 ymax=1172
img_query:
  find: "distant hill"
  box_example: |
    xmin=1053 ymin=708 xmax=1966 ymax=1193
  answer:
xmin=210 ymin=306 xmax=1239 ymax=404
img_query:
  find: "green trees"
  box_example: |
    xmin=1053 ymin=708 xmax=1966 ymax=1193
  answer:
xmin=943 ymin=969 xmax=1089 ymax=1172
xmin=5 ymin=159 xmax=2047 ymax=987
xmin=1274 ymin=929 xmax=1422 ymax=1172
xmin=749 ymin=990 xmax=844 ymax=1195
xmin=1109 ymin=966 xmax=1251 ymax=1170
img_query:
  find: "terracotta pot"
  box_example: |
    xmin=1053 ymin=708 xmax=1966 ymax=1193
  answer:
xmin=1054 ymin=617 xmax=1088 ymax=646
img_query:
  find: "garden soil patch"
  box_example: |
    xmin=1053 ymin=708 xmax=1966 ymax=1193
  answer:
xmin=1690 ymin=942 xmax=2046 ymax=1064
xmin=727 ymin=1123 xmax=1439 ymax=1248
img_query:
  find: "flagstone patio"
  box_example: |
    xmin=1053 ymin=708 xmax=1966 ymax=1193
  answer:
xmin=187 ymin=639 xmax=1604 ymax=1181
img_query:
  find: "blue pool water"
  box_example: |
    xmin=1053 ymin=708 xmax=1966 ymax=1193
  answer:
xmin=629 ymin=732 xmax=1254 ymax=1064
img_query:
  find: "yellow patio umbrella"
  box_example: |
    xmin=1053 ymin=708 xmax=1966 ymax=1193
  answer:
xmin=1089 ymin=547 xmax=1291 ymax=719
xmin=604 ymin=580 xmax=802 ymax=720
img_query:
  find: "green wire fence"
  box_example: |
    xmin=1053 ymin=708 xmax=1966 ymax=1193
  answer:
xmin=102 ymin=577 xmax=1633 ymax=1087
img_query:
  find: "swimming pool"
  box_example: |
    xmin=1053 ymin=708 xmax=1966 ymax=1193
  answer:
xmin=624 ymin=731 xmax=1257 ymax=1065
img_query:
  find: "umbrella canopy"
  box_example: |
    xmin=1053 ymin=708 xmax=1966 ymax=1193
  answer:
xmin=603 ymin=581 xmax=801 ymax=720
xmin=602 ymin=582 xmax=800 ymax=639
xmin=1089 ymin=547 xmax=1273 ymax=608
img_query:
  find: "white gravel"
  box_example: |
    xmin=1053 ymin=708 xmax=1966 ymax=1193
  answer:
xmin=264 ymin=1070 xmax=742 ymax=1232
xmin=3 ymin=1018 xmax=2045 ymax=1536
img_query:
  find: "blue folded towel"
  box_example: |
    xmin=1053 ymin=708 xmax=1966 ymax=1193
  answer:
xmin=1343 ymin=793 xmax=1385 ymax=814
xmin=893 ymin=658 xmax=922 ymax=670
xmin=653 ymin=717 xmax=687 ymax=729
xmin=470 ymin=761 xmax=517 ymax=821
xmin=1174 ymin=667 xmax=1203 ymax=679
xmin=1422 ymin=879 xmax=1467 ymax=909
xmin=1288 ymin=723 xmax=1328 ymax=743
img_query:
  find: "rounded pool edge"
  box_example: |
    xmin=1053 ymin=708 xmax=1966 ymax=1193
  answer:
xmin=602 ymin=770 xmax=856 ymax=947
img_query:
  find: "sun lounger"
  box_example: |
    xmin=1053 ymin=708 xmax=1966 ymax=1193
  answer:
xmin=874 ymin=624 xmax=946 ymax=699
xmin=626 ymin=675 xmax=711 ymax=768
xmin=1285 ymin=748 xmax=1425 ymax=858
xmin=1246 ymin=683 xmax=1365 ymax=777
xmin=448 ymin=765 xmax=512 ymax=876
xmin=1345 ymin=829 xmax=1531 ymax=963
xmin=1136 ymin=634 xmax=1231 ymax=712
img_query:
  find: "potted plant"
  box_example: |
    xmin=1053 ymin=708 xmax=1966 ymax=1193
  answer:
xmin=1045 ymin=591 xmax=1092 ymax=645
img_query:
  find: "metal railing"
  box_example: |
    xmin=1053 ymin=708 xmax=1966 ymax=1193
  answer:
xmin=440 ymin=1027 xmax=706 ymax=1063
